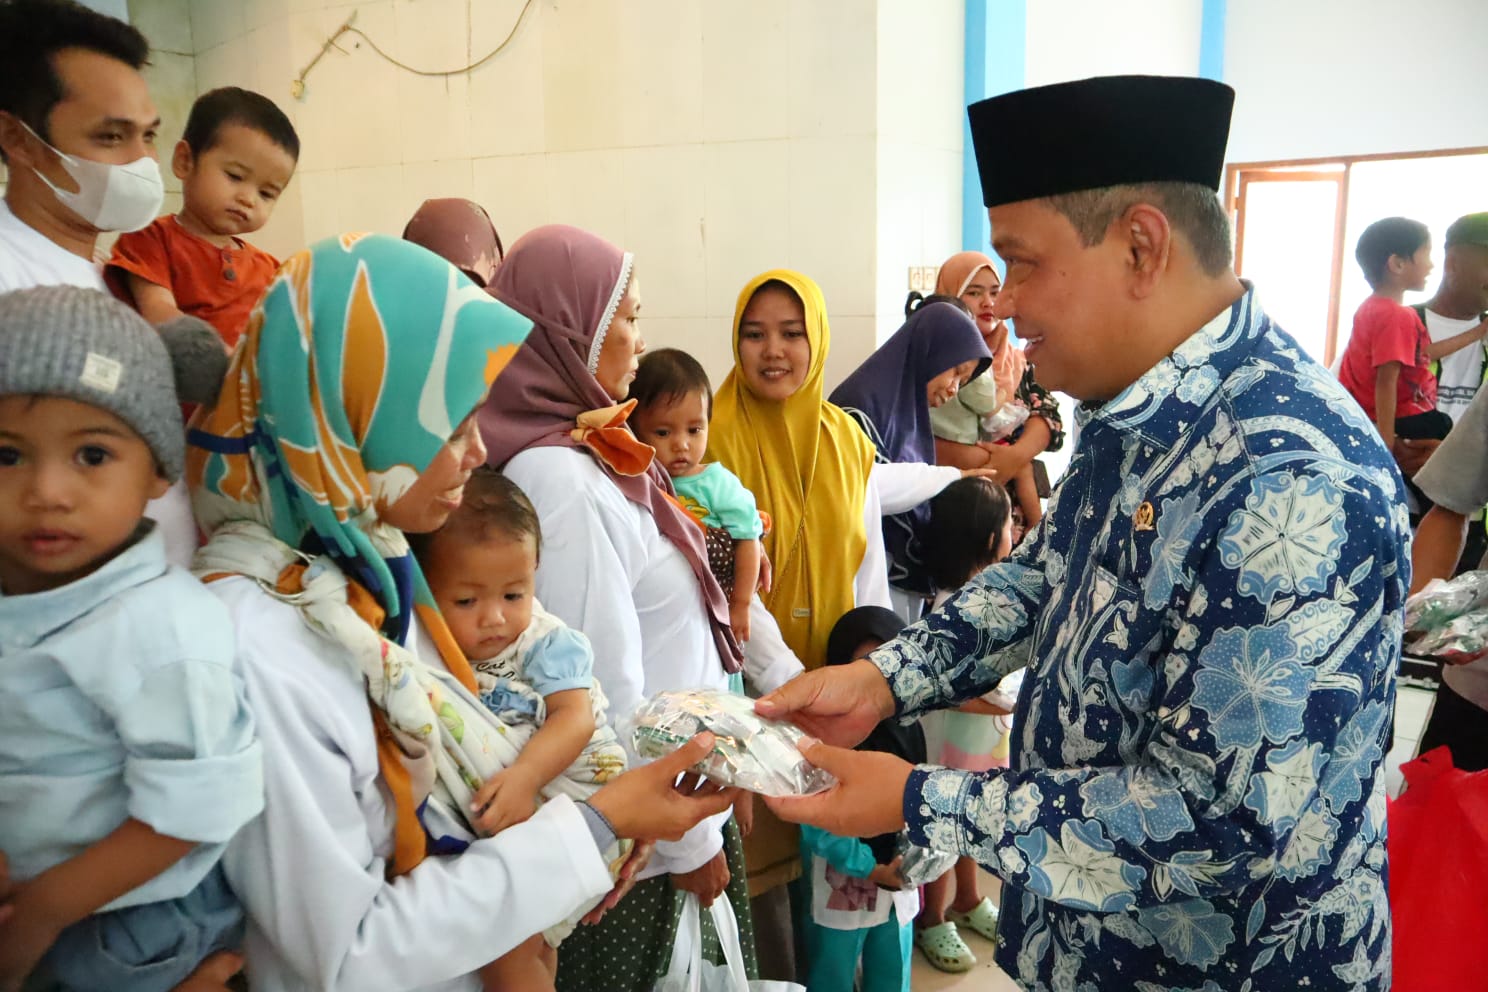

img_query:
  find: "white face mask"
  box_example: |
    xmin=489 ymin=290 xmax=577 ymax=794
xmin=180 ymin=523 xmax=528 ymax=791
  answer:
xmin=20 ymin=122 xmax=164 ymax=233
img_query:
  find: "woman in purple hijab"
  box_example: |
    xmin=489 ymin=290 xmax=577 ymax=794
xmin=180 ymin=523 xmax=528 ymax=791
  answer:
xmin=480 ymin=224 xmax=758 ymax=991
xmin=829 ymin=298 xmax=993 ymax=617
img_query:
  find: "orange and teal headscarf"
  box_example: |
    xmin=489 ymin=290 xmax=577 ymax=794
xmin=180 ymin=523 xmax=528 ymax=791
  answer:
xmin=188 ymin=233 xmax=531 ymax=644
xmin=188 ymin=234 xmax=534 ymax=876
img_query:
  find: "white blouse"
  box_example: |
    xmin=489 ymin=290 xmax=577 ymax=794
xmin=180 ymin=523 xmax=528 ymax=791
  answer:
xmin=504 ymin=446 xmax=740 ymax=879
xmin=212 ymin=577 xmax=612 ymax=992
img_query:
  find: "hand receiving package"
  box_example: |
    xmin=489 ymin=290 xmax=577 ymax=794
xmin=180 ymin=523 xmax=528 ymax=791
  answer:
xmin=894 ymin=832 xmax=958 ymax=887
xmin=626 ymin=689 xmax=836 ymax=797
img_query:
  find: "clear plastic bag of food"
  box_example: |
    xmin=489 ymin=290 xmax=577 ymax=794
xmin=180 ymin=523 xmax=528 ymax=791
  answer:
xmin=626 ymin=689 xmax=836 ymax=797
xmin=1404 ymin=572 xmax=1488 ymax=665
xmin=980 ymin=401 xmax=1030 ymax=442
xmin=894 ymin=832 xmax=957 ymax=887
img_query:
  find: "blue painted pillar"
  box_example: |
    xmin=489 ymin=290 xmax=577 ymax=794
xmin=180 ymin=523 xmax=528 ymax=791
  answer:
xmin=962 ymin=0 xmax=1026 ymax=253
xmin=1199 ymin=0 xmax=1227 ymax=81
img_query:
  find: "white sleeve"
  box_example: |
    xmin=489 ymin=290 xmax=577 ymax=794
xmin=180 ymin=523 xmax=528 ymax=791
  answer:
xmin=854 ymin=479 xmax=893 ymax=610
xmin=869 ymin=461 xmax=961 ymax=515
xmin=508 ymin=451 xmax=724 ymax=877
xmin=741 ymin=595 xmax=804 ymax=695
xmin=223 ymin=612 xmax=612 ymax=991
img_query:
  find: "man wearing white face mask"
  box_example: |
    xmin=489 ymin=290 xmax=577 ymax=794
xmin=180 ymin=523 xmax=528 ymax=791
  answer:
xmin=0 ymin=0 xmax=165 ymax=289
xmin=0 ymin=0 xmax=198 ymax=570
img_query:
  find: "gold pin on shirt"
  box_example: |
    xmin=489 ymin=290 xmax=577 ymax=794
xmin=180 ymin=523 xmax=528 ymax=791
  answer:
xmin=1134 ymin=501 xmax=1155 ymax=531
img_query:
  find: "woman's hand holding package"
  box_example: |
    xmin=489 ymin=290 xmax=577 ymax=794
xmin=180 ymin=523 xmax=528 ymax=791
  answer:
xmin=587 ymin=733 xmax=738 ymax=843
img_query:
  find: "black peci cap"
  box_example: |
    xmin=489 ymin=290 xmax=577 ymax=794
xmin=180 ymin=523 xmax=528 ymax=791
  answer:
xmin=968 ymin=75 xmax=1236 ymax=208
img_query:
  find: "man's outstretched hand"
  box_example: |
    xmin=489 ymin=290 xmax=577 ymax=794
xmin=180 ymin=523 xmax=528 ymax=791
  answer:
xmin=754 ymin=659 xmax=896 ymax=748
xmin=763 ymin=739 xmax=913 ymax=839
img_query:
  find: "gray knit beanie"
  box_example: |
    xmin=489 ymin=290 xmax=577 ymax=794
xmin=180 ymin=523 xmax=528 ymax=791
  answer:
xmin=0 ymin=286 xmax=186 ymax=481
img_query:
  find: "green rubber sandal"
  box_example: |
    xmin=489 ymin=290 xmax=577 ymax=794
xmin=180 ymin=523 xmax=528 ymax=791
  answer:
xmin=915 ymin=920 xmax=976 ymax=973
xmin=948 ymin=896 xmax=1000 ymax=942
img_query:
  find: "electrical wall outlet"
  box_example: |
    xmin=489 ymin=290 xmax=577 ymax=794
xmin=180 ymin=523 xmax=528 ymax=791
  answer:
xmin=907 ymin=265 xmax=938 ymax=292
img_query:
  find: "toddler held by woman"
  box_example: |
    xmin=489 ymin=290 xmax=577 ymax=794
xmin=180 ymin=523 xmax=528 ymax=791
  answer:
xmin=628 ymin=348 xmax=764 ymax=645
xmin=411 ymin=467 xmax=629 ymax=992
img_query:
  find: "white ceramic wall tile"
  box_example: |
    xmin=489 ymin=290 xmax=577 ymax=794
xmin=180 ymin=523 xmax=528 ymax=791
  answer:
xmin=875 ymin=0 xmax=963 ymax=153
xmin=140 ymin=50 xmax=197 ymax=193
xmin=470 ymin=153 xmax=551 ymax=247
xmin=700 ymin=0 xmax=790 ymax=144
xmin=245 ymin=25 xmax=299 ymax=123
xmin=330 ymin=164 xmax=407 ymax=237
xmin=786 ymin=0 xmax=877 ymax=139
xmin=287 ymin=3 xmax=402 ymax=172
xmin=295 ymin=168 xmax=341 ymax=245
xmin=387 ymin=0 xmax=469 ymax=68
xmin=702 ymin=140 xmax=791 ymax=319
xmin=192 ymin=37 xmax=253 ymax=99
xmin=128 ymin=0 xmax=193 ymax=54
xmin=822 ymin=315 xmax=877 ymax=395
xmin=611 ymin=0 xmax=704 ymax=149
xmin=787 ymin=136 xmax=877 ymax=318
xmin=467 ymin=0 xmax=547 ymax=158
xmin=397 ymin=74 xmax=473 ymax=164
xmin=543 ymin=149 xmax=628 ymax=247
xmin=622 ymin=144 xmax=706 ymax=318
xmin=400 ymin=159 xmax=476 ymax=223
xmin=189 ymin=0 xmax=248 ymax=53
xmin=539 ymin=2 xmax=625 ymax=152
xmin=245 ymin=0 xmax=292 ymax=35
xmin=921 ymin=149 xmax=963 ymax=255
xmin=252 ymin=178 xmax=305 ymax=259
xmin=639 ymin=316 xmax=735 ymax=392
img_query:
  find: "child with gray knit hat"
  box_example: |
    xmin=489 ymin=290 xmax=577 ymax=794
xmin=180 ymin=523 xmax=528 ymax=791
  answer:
xmin=0 ymin=286 xmax=262 ymax=991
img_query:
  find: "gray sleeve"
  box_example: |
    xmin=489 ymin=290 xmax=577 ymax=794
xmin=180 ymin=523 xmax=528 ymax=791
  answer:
xmin=1416 ymin=388 xmax=1488 ymax=515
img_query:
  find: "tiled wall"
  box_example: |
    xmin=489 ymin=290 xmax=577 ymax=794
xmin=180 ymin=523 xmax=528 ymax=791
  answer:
xmin=126 ymin=0 xmax=965 ymax=388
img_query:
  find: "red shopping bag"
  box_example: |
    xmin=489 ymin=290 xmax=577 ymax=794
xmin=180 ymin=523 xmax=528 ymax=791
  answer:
xmin=1388 ymin=746 xmax=1488 ymax=990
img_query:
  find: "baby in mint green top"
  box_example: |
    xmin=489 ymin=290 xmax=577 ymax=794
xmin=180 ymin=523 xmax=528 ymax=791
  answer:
xmin=672 ymin=462 xmax=764 ymax=541
xmin=629 ymin=349 xmax=764 ymax=645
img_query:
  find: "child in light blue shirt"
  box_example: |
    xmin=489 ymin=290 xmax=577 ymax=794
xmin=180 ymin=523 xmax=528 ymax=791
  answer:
xmin=0 ymin=287 xmax=261 ymax=991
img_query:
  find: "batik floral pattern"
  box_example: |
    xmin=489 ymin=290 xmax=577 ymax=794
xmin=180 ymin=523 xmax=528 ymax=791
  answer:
xmin=874 ymin=291 xmax=1402 ymax=991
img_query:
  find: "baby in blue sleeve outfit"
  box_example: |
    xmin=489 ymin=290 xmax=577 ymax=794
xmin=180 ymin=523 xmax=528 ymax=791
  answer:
xmin=0 ymin=287 xmax=262 ymax=991
xmin=411 ymin=466 xmax=627 ymax=992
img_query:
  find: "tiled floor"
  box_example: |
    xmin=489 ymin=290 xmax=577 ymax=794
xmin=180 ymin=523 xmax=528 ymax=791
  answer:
xmin=908 ymin=872 xmax=1020 ymax=991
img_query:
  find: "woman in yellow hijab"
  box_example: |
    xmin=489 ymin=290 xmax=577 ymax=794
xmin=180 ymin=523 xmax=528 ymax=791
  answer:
xmin=708 ymin=271 xmax=877 ymax=672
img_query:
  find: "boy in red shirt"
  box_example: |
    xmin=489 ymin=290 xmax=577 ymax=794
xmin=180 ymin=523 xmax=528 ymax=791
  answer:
xmin=107 ymin=87 xmax=298 ymax=350
xmin=1339 ymin=216 xmax=1486 ymax=485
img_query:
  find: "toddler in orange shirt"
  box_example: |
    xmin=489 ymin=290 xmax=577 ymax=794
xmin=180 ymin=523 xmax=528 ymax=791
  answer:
xmin=107 ymin=87 xmax=299 ymax=349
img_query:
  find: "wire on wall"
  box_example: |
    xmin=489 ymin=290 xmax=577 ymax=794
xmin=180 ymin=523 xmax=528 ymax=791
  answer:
xmin=290 ymin=0 xmax=537 ymax=100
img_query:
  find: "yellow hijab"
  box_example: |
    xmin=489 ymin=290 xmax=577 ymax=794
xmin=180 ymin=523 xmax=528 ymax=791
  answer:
xmin=708 ymin=270 xmax=874 ymax=670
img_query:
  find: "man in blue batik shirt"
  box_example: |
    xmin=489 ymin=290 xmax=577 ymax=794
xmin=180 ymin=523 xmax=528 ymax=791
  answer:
xmin=758 ymin=75 xmax=1403 ymax=992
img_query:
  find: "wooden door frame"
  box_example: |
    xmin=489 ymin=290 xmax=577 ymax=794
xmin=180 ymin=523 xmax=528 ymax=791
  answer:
xmin=1224 ymin=146 xmax=1488 ymax=366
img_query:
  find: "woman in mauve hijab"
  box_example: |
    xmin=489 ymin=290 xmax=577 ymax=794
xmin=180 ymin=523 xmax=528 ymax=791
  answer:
xmin=481 ymin=224 xmax=760 ymax=991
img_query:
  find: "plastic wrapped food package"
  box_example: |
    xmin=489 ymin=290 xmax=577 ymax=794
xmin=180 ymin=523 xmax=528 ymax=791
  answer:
xmin=980 ymin=401 xmax=1030 ymax=442
xmin=894 ymin=832 xmax=958 ymax=887
xmin=626 ymin=689 xmax=836 ymax=797
xmin=1404 ymin=572 xmax=1488 ymax=665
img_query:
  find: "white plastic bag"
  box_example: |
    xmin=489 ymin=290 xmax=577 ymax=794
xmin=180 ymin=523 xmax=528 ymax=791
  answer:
xmin=627 ymin=689 xmax=835 ymax=797
xmin=656 ymin=894 xmax=804 ymax=992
